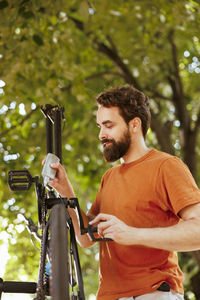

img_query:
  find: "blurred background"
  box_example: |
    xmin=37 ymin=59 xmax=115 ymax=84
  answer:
xmin=0 ymin=0 xmax=200 ymax=299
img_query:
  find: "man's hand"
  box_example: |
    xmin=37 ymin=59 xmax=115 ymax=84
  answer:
xmin=89 ymin=213 xmax=136 ymax=245
xmin=48 ymin=163 xmax=75 ymax=198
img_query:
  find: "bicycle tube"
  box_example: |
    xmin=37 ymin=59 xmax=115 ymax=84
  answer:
xmin=69 ymin=224 xmax=85 ymax=300
xmin=49 ymin=204 xmax=69 ymax=300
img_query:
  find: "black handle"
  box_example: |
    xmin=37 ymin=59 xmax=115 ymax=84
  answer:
xmin=0 ymin=278 xmax=36 ymax=294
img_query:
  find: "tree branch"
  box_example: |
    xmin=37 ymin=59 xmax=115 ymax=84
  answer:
xmin=68 ymin=15 xmax=141 ymax=89
xmin=96 ymin=39 xmax=141 ymax=89
xmin=168 ymin=30 xmax=190 ymax=132
xmin=150 ymin=111 xmax=175 ymax=155
xmin=194 ymin=107 xmax=200 ymax=135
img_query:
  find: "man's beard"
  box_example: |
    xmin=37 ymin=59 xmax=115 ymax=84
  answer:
xmin=102 ymin=128 xmax=131 ymax=162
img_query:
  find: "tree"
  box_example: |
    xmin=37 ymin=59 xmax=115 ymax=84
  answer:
xmin=0 ymin=0 xmax=200 ymax=299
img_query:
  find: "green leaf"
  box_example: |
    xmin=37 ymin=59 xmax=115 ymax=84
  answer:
xmin=32 ymin=34 xmax=44 ymax=46
xmin=0 ymin=0 xmax=8 ymax=9
xmin=22 ymin=10 xmax=34 ymax=18
xmin=50 ymin=16 xmax=57 ymax=25
xmin=20 ymin=0 xmax=30 ymax=5
xmin=18 ymin=6 xmax=34 ymax=18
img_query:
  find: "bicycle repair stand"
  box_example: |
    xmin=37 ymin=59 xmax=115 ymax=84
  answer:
xmin=2 ymin=105 xmax=85 ymax=300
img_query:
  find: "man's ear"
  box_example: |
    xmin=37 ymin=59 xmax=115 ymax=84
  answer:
xmin=129 ymin=117 xmax=142 ymax=134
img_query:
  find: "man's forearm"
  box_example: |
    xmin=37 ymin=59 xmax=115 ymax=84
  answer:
xmin=92 ymin=213 xmax=200 ymax=251
xmin=134 ymin=218 xmax=200 ymax=252
xmin=67 ymin=207 xmax=95 ymax=248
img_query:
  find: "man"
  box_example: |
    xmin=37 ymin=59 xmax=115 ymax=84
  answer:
xmin=49 ymin=86 xmax=200 ymax=300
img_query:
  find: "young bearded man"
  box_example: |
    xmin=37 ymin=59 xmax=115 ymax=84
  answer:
xmin=49 ymin=86 xmax=200 ymax=300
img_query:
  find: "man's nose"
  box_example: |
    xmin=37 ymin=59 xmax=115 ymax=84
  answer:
xmin=99 ymin=128 xmax=107 ymax=141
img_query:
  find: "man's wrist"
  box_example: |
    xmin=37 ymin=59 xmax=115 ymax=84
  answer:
xmin=126 ymin=226 xmax=141 ymax=245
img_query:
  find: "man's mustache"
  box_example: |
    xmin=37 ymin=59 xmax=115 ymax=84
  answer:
xmin=101 ymin=139 xmax=114 ymax=145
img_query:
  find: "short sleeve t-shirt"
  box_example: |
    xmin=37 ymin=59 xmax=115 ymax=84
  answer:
xmin=89 ymin=149 xmax=200 ymax=300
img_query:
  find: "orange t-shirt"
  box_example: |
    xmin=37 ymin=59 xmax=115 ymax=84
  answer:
xmin=89 ymin=149 xmax=200 ymax=300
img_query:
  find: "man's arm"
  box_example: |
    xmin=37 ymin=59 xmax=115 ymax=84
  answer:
xmin=49 ymin=163 xmax=95 ymax=248
xmin=90 ymin=202 xmax=200 ymax=251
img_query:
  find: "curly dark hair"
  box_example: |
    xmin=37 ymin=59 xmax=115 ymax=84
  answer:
xmin=96 ymin=85 xmax=151 ymax=138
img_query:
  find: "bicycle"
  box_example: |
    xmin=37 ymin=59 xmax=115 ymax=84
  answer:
xmin=0 ymin=105 xmax=110 ymax=300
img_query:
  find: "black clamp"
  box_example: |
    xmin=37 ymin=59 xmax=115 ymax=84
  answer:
xmin=87 ymin=224 xmax=112 ymax=242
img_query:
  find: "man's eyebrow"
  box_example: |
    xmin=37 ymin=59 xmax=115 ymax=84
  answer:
xmin=96 ymin=120 xmax=114 ymax=127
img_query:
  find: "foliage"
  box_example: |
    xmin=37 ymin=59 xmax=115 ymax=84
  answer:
xmin=0 ymin=0 xmax=200 ymax=299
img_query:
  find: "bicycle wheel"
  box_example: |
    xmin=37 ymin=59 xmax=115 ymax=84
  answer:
xmin=49 ymin=203 xmax=69 ymax=300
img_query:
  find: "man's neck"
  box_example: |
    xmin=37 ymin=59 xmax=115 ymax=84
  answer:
xmin=121 ymin=141 xmax=150 ymax=164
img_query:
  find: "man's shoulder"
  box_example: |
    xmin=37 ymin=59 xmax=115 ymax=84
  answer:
xmin=134 ymin=149 xmax=175 ymax=167
xmin=101 ymin=163 xmax=121 ymax=181
xmin=151 ymin=149 xmax=174 ymax=162
xmin=151 ymin=150 xmax=188 ymax=176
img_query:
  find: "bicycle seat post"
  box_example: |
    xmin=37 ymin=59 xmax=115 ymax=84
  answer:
xmin=53 ymin=107 xmax=63 ymax=164
xmin=41 ymin=104 xmax=64 ymax=163
xmin=41 ymin=104 xmax=54 ymax=155
xmin=46 ymin=111 xmax=54 ymax=155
